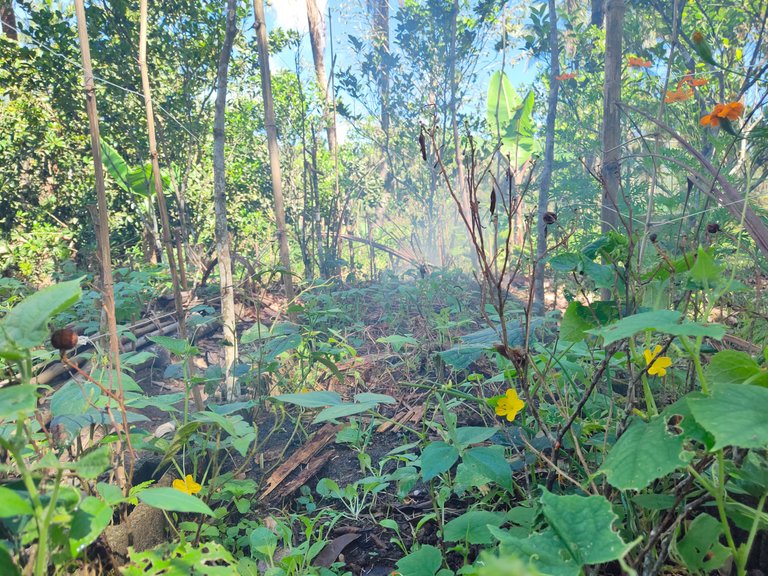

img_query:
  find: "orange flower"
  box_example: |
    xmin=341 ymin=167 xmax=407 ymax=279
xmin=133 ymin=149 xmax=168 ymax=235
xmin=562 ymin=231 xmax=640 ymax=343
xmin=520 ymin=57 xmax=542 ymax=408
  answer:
xmin=665 ymin=89 xmax=693 ymax=103
xmin=556 ymin=72 xmax=577 ymax=81
xmin=692 ymin=31 xmax=704 ymax=44
xmin=700 ymin=101 xmax=744 ymax=126
xmin=628 ymin=56 xmax=652 ymax=68
xmin=688 ymin=77 xmax=708 ymax=87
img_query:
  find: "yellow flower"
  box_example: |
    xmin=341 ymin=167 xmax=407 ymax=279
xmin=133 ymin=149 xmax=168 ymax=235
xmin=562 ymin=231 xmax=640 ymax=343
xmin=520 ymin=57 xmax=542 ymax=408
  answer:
xmin=643 ymin=346 xmax=672 ymax=377
xmin=495 ymin=389 xmax=525 ymax=422
xmin=172 ymin=474 xmax=202 ymax=495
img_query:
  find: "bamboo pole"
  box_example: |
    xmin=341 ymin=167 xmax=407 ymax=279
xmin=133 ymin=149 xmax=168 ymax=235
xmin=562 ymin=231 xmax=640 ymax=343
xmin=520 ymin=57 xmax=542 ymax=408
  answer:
xmin=138 ymin=0 xmax=202 ymax=411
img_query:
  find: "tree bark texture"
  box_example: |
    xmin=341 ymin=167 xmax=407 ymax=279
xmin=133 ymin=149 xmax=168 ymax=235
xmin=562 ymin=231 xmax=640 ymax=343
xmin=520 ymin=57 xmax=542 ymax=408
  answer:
xmin=534 ymin=0 xmax=560 ymax=313
xmin=600 ymin=0 xmax=624 ymax=236
xmin=0 ymin=1 xmax=16 ymax=40
xmin=253 ymin=0 xmax=296 ymax=305
xmin=213 ymin=0 xmax=239 ymax=400
xmin=305 ymin=0 xmax=338 ymax=154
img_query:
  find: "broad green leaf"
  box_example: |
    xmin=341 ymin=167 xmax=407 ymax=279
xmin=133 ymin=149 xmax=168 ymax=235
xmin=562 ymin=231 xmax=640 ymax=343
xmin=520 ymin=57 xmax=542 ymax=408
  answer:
xmin=706 ymin=350 xmax=768 ymax=388
xmin=588 ymin=309 xmax=725 ymax=346
xmin=240 ymin=323 xmax=272 ymax=344
xmin=248 ymin=527 xmax=278 ymax=561
xmin=100 ymin=140 xmax=133 ymax=194
xmin=438 ymin=346 xmax=486 ymax=370
xmin=395 ymin=545 xmax=443 ymax=576
xmin=0 ymin=278 xmax=82 ymax=359
xmin=0 ymin=385 xmax=37 ymax=420
xmin=138 ymin=487 xmax=214 ymax=516
xmin=688 ymin=384 xmax=768 ymax=449
xmin=377 ymin=334 xmax=419 ymax=352
xmin=273 ymin=391 xmax=342 ymax=408
xmin=599 ymin=416 xmax=694 ymax=490
xmin=191 ymin=411 xmax=238 ymax=436
xmin=69 ymin=496 xmax=112 ymax=557
xmin=487 ymin=71 xmax=521 ymax=140
xmin=90 ymin=367 xmax=143 ymax=394
xmin=420 ymin=441 xmax=459 ymax=482
xmin=443 ymin=510 xmax=505 ymax=544
xmin=493 ymin=527 xmax=579 ymax=576
xmin=689 ymin=246 xmax=723 ymax=286
xmin=548 ymin=253 xmax=581 ymax=272
xmin=462 ymin=445 xmax=513 ymax=490
xmin=313 ymin=402 xmax=378 ymax=424
xmin=148 ymin=335 xmax=197 ymax=357
xmin=0 ymin=543 xmax=20 ymax=576
xmin=355 ymin=392 xmax=396 ymax=405
xmin=560 ymin=301 xmax=594 ymax=343
xmin=671 ymin=514 xmax=730 ymax=573
xmin=540 ymin=489 xmax=632 ymax=564
xmin=70 ymin=446 xmax=111 ymax=479
xmin=0 ymin=486 xmax=34 ymax=517
xmin=631 ymin=494 xmax=677 ymax=511
xmin=454 ymin=426 xmax=497 ymax=448
xmin=51 ymin=380 xmax=99 ymax=418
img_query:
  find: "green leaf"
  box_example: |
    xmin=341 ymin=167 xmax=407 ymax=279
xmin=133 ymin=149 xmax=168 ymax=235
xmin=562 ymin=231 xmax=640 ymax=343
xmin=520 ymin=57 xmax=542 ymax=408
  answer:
xmin=588 ymin=309 xmax=725 ymax=346
xmin=354 ymin=392 xmax=396 ymax=405
xmin=560 ymin=301 xmax=594 ymax=343
xmin=69 ymin=496 xmax=112 ymax=557
xmin=706 ymin=350 xmax=768 ymax=388
xmin=240 ymin=323 xmax=272 ymax=344
xmin=548 ymin=253 xmax=581 ymax=272
xmin=688 ymin=384 xmax=768 ymax=450
xmin=632 ymin=494 xmax=676 ymax=511
xmin=273 ymin=391 xmax=342 ymax=408
xmin=540 ymin=489 xmax=632 ymax=564
xmin=599 ymin=416 xmax=694 ymax=490
xmin=672 ymin=514 xmax=730 ymax=572
xmin=443 ymin=510 xmax=505 ymax=544
xmin=689 ymin=247 xmax=723 ymax=286
xmin=462 ymin=445 xmax=513 ymax=490
xmin=148 ymin=335 xmax=197 ymax=357
xmin=138 ymin=487 xmax=214 ymax=516
xmin=454 ymin=426 xmax=497 ymax=448
xmin=0 ymin=385 xmax=38 ymax=420
xmin=493 ymin=528 xmax=579 ymax=576
xmin=248 ymin=527 xmax=278 ymax=561
xmin=70 ymin=446 xmax=111 ymax=479
xmin=313 ymin=402 xmax=378 ymax=424
xmin=420 ymin=441 xmax=459 ymax=482
xmin=395 ymin=545 xmax=443 ymax=576
xmin=0 ymin=278 xmax=81 ymax=359
xmin=0 ymin=486 xmax=34 ymax=517
xmin=51 ymin=380 xmax=99 ymax=418
xmin=438 ymin=346 xmax=486 ymax=370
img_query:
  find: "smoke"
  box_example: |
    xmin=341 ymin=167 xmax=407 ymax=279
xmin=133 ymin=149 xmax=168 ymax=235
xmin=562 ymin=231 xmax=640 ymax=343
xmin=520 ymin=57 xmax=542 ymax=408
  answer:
xmin=267 ymin=0 xmax=328 ymax=34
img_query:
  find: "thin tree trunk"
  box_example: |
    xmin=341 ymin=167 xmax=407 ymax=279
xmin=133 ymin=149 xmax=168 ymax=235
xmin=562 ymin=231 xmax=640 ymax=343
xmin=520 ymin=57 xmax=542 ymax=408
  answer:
xmin=0 ymin=0 xmax=16 ymax=40
xmin=306 ymin=0 xmax=337 ymax=154
xmin=73 ymin=0 xmax=131 ymax=492
xmin=253 ymin=0 xmax=296 ymax=305
xmin=213 ymin=0 xmax=239 ymax=400
xmin=591 ymin=0 xmax=605 ymax=27
xmin=534 ymin=0 xmax=560 ymax=314
xmin=449 ymin=0 xmax=468 ymax=215
xmin=368 ymin=0 xmax=391 ymax=190
xmin=138 ymin=0 xmax=201 ymax=410
xmin=600 ymin=0 xmax=624 ymax=237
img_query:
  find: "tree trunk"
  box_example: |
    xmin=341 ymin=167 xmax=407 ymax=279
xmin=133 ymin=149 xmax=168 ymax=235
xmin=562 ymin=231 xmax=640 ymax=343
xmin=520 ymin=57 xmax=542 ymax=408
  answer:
xmin=591 ymin=0 xmax=605 ymax=28
xmin=0 ymin=1 xmax=16 ymax=40
xmin=253 ymin=0 xmax=296 ymax=305
xmin=213 ymin=0 xmax=239 ymax=400
xmin=368 ymin=0 xmax=391 ymax=190
xmin=449 ymin=0 xmax=468 ymax=215
xmin=305 ymin=0 xmax=337 ymax=154
xmin=139 ymin=0 xmax=201 ymax=410
xmin=534 ymin=0 xmax=560 ymax=314
xmin=600 ymin=0 xmax=624 ymax=238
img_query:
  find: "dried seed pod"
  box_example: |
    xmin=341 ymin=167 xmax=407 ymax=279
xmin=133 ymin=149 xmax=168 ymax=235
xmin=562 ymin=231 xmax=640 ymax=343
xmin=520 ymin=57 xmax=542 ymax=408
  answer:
xmin=542 ymin=211 xmax=557 ymax=225
xmin=490 ymin=188 xmax=497 ymax=215
xmin=51 ymin=328 xmax=78 ymax=352
xmin=418 ymin=130 xmax=427 ymax=161
xmin=707 ymin=222 xmax=720 ymax=234
xmin=649 ymin=232 xmax=658 ymax=243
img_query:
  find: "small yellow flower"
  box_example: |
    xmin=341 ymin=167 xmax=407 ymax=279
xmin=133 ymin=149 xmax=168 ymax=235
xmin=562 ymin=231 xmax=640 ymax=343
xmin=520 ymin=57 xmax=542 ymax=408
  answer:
xmin=495 ymin=388 xmax=525 ymax=422
xmin=643 ymin=346 xmax=672 ymax=377
xmin=172 ymin=474 xmax=202 ymax=495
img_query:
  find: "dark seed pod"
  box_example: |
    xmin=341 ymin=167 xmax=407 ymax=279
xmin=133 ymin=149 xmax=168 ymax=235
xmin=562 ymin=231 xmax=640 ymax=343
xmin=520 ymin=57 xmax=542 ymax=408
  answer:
xmin=51 ymin=328 xmax=78 ymax=352
xmin=649 ymin=233 xmax=658 ymax=243
xmin=542 ymin=211 xmax=557 ymax=225
xmin=418 ymin=130 xmax=427 ymax=161
xmin=490 ymin=188 xmax=497 ymax=215
xmin=707 ymin=222 xmax=720 ymax=234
